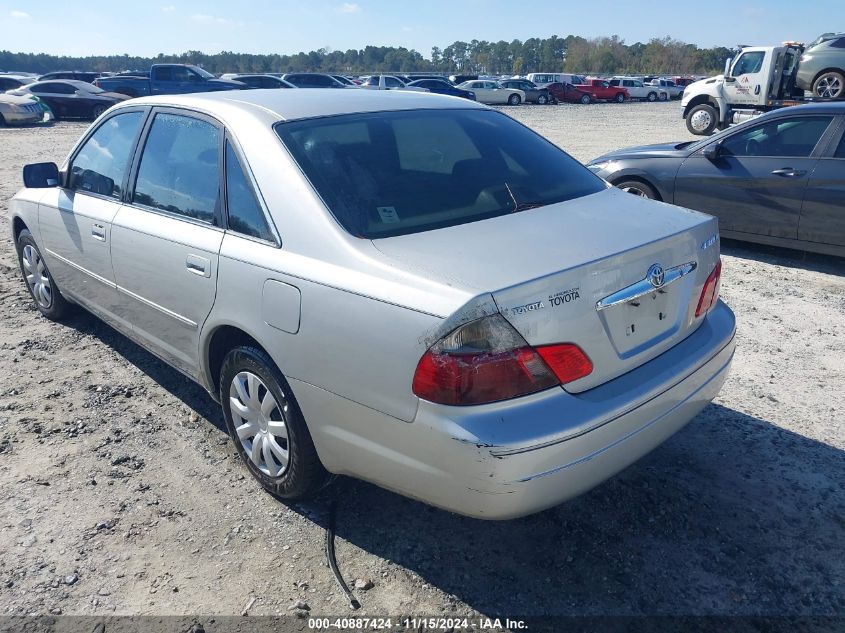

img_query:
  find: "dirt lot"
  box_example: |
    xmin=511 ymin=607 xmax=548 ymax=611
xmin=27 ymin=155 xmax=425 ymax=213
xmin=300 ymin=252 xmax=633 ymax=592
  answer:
xmin=0 ymin=101 xmax=844 ymax=624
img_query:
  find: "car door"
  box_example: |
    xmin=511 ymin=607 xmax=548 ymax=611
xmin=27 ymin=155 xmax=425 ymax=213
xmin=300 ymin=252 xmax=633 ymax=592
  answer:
xmin=674 ymin=114 xmax=837 ymax=238
xmin=722 ymin=49 xmax=767 ymax=107
xmin=30 ymin=82 xmax=75 ymax=117
xmin=797 ymin=117 xmax=845 ymax=247
xmin=37 ymin=108 xmax=147 ymax=323
xmin=110 ymin=109 xmax=225 ymax=376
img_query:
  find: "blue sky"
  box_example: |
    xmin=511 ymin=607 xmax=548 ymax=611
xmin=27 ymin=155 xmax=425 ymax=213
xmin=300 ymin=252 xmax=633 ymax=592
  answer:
xmin=1 ymin=0 xmax=843 ymax=57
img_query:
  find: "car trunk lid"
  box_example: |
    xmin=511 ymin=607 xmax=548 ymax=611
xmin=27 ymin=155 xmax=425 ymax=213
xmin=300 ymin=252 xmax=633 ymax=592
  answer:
xmin=370 ymin=187 xmax=720 ymax=392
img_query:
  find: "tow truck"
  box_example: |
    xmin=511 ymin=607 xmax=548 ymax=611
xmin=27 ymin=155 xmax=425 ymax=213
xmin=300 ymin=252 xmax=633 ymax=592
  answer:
xmin=681 ymin=40 xmax=842 ymax=135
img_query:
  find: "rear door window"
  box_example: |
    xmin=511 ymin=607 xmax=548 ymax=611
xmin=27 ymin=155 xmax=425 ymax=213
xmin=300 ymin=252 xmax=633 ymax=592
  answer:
xmin=133 ymin=112 xmax=221 ymax=223
xmin=276 ymin=109 xmax=604 ymax=238
xmin=69 ymin=111 xmax=144 ymax=198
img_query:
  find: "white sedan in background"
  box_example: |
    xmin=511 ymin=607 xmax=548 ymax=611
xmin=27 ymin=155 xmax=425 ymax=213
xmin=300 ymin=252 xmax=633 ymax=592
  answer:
xmin=457 ymin=80 xmax=525 ymax=105
xmin=360 ymin=75 xmax=428 ymax=92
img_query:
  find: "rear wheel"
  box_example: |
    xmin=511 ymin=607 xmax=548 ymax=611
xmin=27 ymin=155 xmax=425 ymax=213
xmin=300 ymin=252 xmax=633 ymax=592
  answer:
xmin=615 ymin=92 xmax=625 ymax=103
xmin=615 ymin=180 xmax=657 ymax=199
xmin=647 ymin=91 xmax=658 ymax=102
xmin=90 ymin=104 xmax=108 ymax=120
xmin=220 ymin=346 xmax=328 ymax=500
xmin=16 ymin=229 xmax=72 ymax=320
xmin=507 ymin=93 xmax=521 ymax=105
xmin=659 ymin=92 xmax=668 ymax=101
xmin=812 ymin=71 xmax=845 ymax=98
xmin=579 ymin=93 xmax=591 ymax=104
xmin=686 ymin=103 xmax=718 ymax=135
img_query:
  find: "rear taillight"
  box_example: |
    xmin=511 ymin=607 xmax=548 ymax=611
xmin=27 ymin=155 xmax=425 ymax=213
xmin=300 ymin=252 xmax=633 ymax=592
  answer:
xmin=695 ymin=258 xmax=722 ymax=317
xmin=412 ymin=314 xmax=591 ymax=406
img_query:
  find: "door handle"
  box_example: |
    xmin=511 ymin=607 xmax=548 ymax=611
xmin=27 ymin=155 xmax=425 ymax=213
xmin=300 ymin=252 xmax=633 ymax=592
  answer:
xmin=771 ymin=168 xmax=806 ymax=177
xmin=185 ymin=254 xmax=211 ymax=278
xmin=92 ymin=223 xmax=106 ymax=241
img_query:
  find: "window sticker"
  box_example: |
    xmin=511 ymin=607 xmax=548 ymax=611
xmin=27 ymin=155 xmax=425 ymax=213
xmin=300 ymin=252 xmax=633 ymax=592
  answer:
xmin=376 ymin=206 xmax=400 ymax=223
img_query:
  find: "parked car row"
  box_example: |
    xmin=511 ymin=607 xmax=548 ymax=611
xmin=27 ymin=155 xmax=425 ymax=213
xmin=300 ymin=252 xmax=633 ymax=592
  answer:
xmin=1 ymin=65 xmax=691 ymax=125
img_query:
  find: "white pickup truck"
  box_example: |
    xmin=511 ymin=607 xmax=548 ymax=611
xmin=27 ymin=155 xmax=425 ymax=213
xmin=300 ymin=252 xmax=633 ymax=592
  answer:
xmin=681 ymin=41 xmax=841 ymax=135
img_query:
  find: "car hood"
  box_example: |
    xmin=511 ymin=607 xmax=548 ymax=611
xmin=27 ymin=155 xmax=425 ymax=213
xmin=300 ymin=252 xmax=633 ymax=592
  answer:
xmin=0 ymin=93 xmax=37 ymax=106
xmin=590 ymin=141 xmax=697 ymax=164
xmin=211 ymin=78 xmax=248 ymax=89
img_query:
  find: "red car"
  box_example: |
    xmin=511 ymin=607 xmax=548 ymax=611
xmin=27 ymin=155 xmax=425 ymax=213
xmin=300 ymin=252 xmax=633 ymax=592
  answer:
xmin=574 ymin=78 xmax=629 ymax=102
xmin=545 ymin=82 xmax=594 ymax=104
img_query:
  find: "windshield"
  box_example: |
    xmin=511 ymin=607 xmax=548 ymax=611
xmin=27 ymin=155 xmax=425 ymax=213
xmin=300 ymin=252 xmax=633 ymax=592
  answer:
xmin=275 ymin=109 xmax=604 ymax=238
xmin=190 ymin=66 xmax=215 ymax=79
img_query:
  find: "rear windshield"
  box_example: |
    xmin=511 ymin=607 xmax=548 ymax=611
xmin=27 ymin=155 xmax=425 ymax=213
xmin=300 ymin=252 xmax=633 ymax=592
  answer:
xmin=275 ymin=109 xmax=604 ymax=238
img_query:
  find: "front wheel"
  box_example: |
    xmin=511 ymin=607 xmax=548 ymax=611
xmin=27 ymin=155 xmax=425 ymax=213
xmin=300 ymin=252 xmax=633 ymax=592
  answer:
xmin=659 ymin=92 xmax=668 ymax=101
xmin=221 ymin=346 xmax=328 ymax=500
xmin=647 ymin=91 xmax=658 ymax=102
xmin=615 ymin=92 xmax=625 ymax=103
xmin=615 ymin=180 xmax=657 ymax=199
xmin=686 ymin=103 xmax=719 ymax=135
xmin=812 ymin=71 xmax=845 ymax=99
xmin=16 ymin=229 xmax=72 ymax=320
xmin=537 ymin=93 xmax=549 ymax=105
xmin=580 ymin=94 xmax=591 ymax=104
xmin=507 ymin=94 xmax=521 ymax=105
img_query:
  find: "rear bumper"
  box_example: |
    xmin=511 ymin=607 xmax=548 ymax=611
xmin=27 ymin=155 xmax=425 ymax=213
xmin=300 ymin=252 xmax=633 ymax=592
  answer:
xmin=297 ymin=300 xmax=736 ymax=520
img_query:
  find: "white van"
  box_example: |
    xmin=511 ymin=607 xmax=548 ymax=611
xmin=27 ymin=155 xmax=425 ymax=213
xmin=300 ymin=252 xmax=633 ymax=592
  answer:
xmin=526 ymin=72 xmax=584 ymax=86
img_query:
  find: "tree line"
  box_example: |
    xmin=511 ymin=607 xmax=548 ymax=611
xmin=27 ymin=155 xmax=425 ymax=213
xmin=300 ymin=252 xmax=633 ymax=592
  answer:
xmin=0 ymin=35 xmax=734 ymax=76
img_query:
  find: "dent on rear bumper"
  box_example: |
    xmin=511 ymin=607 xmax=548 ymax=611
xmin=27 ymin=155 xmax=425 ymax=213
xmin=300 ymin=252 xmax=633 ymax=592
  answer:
xmin=294 ymin=301 xmax=736 ymax=519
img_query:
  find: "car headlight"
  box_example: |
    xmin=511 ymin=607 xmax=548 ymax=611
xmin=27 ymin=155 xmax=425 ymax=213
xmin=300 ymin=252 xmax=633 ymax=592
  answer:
xmin=587 ymin=160 xmax=612 ymax=172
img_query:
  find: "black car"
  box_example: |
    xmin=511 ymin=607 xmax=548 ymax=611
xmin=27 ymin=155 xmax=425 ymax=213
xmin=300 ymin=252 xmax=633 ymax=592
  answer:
xmin=12 ymin=80 xmax=129 ymax=120
xmin=281 ymin=73 xmax=348 ymax=88
xmin=224 ymin=74 xmax=295 ymax=89
xmin=38 ymin=71 xmax=105 ymax=84
xmin=587 ymin=103 xmax=845 ymax=257
xmin=405 ymin=79 xmax=476 ymax=100
xmin=500 ymin=79 xmax=552 ymax=104
xmin=331 ymin=75 xmax=357 ymax=86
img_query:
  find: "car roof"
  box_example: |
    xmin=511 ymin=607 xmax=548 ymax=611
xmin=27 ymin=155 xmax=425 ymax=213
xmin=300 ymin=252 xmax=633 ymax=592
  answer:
xmin=762 ymin=102 xmax=845 ymax=117
xmin=118 ymin=88 xmax=487 ymax=124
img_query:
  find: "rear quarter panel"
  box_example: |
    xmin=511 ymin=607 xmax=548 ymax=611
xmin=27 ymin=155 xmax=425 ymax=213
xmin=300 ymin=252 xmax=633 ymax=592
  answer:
xmin=204 ymin=234 xmax=443 ymax=423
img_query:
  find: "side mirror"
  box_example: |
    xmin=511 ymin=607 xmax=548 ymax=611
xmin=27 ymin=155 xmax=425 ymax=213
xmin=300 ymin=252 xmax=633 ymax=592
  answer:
xmin=724 ymin=76 xmax=736 ymax=83
xmin=703 ymin=142 xmax=722 ymax=162
xmin=23 ymin=162 xmax=59 ymax=188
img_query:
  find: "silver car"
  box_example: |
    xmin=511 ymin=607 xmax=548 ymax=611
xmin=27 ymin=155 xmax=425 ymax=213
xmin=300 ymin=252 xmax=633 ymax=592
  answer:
xmin=9 ymin=90 xmax=736 ymax=519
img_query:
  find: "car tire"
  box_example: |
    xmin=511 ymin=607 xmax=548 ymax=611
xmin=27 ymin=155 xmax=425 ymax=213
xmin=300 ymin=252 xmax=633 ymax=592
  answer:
xmin=90 ymin=104 xmax=108 ymax=120
xmin=16 ymin=229 xmax=72 ymax=321
xmin=220 ymin=345 xmax=329 ymax=500
xmin=0 ymin=113 xmax=6 ymax=127
xmin=686 ymin=103 xmax=719 ymax=135
xmin=615 ymin=180 xmax=658 ymax=199
xmin=615 ymin=93 xmax=625 ymax=103
xmin=812 ymin=71 xmax=845 ymax=99
xmin=647 ymin=91 xmax=658 ymax=102
xmin=659 ymin=92 xmax=668 ymax=101
xmin=580 ymin=94 xmax=591 ymax=104
xmin=507 ymin=94 xmax=521 ymax=105
xmin=537 ymin=94 xmax=549 ymax=105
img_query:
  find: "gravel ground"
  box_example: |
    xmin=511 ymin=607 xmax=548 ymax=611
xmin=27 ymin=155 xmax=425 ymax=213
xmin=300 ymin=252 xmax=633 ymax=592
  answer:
xmin=0 ymin=102 xmax=843 ymax=624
